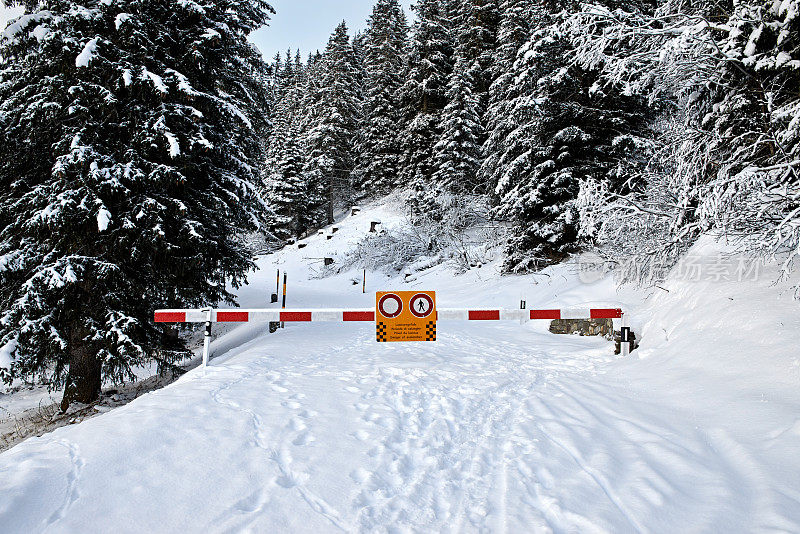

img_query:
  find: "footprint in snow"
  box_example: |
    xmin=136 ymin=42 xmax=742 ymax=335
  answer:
xmin=292 ymin=431 xmax=315 ymax=446
xmin=276 ymin=471 xmax=308 ymax=489
xmin=350 ymin=467 xmax=371 ymax=483
xmin=233 ymin=490 xmax=267 ymax=513
xmin=352 ymin=429 xmax=370 ymax=441
xmin=289 ymin=417 xmax=307 ymax=432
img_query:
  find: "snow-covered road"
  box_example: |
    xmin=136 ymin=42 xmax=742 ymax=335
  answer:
xmin=2 ymin=317 xmax=792 ymax=533
xmin=200 ymin=321 xmax=625 ymax=533
xmin=2 ymin=200 xmax=799 ymax=533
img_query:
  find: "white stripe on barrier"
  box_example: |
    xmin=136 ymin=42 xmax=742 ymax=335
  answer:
xmin=560 ymin=308 xmax=592 ymax=320
xmin=438 ymin=309 xmax=468 ymax=320
xmin=500 ymin=309 xmax=527 ymax=321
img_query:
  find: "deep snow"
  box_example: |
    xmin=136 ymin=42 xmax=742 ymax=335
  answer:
xmin=1 ymin=198 xmax=799 ymax=533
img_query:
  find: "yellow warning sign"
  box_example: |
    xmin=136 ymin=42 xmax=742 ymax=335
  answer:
xmin=376 ymin=291 xmax=436 ymax=342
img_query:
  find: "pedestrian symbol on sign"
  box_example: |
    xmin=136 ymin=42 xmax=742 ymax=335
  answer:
xmin=409 ymin=293 xmax=434 ymax=318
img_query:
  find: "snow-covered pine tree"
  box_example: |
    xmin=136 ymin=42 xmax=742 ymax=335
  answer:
xmin=303 ymin=21 xmax=362 ymax=226
xmin=351 ymin=30 xmax=367 ymax=94
xmin=353 ymin=0 xmax=408 ymax=196
xmin=451 ymin=0 xmax=499 ymax=114
xmin=397 ymin=0 xmax=455 ymax=215
xmin=0 ymin=0 xmax=273 ymax=407
xmin=696 ymin=1 xmax=800 ymax=277
xmin=263 ymin=57 xmax=308 ymax=241
xmin=479 ymin=0 xmax=537 ymax=190
xmin=263 ymin=126 xmax=307 ymax=241
xmin=493 ymin=4 xmax=649 ymax=272
xmin=264 ymin=53 xmax=295 ymax=179
xmin=431 ymin=57 xmax=484 ymax=202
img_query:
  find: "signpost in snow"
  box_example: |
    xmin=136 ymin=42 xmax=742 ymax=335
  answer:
xmin=376 ymin=291 xmax=436 ymax=342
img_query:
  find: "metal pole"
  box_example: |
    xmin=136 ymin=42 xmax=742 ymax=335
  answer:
xmin=363 ymin=269 xmax=366 ymax=294
xmin=202 ymin=308 xmax=212 ymax=369
xmin=281 ymin=272 xmax=287 ymax=328
xmin=621 ymin=313 xmax=630 ymax=357
xmin=269 ymin=269 xmax=280 ymax=330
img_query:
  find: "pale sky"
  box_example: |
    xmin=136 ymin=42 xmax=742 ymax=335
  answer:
xmin=250 ymin=0 xmax=415 ymax=61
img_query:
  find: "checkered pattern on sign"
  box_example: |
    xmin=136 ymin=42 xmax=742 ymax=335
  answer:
xmin=425 ymin=321 xmax=436 ymax=341
xmin=376 ymin=322 xmax=388 ymax=342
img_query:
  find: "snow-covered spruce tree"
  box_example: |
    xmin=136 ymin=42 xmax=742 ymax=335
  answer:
xmin=353 ymin=0 xmax=408 ymax=196
xmin=451 ymin=0 xmax=499 ymax=114
xmin=397 ymin=0 xmax=454 ymax=216
xmin=263 ymin=128 xmax=306 ymax=241
xmin=493 ymin=5 xmax=650 ymax=272
xmin=351 ymin=30 xmax=367 ymax=100
xmin=431 ymin=58 xmax=484 ymax=200
xmin=0 ymin=0 xmax=273 ymax=407
xmin=479 ymin=0 xmax=537 ymax=190
xmin=263 ymin=53 xmax=294 ymax=183
xmin=263 ymin=54 xmax=311 ymax=241
xmin=263 ymin=93 xmax=308 ymax=239
xmin=303 ymin=22 xmax=362 ymax=226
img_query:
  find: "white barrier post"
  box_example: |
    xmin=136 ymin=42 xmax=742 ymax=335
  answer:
xmin=202 ymin=307 xmax=212 ymax=369
xmin=621 ymin=313 xmax=630 ymax=357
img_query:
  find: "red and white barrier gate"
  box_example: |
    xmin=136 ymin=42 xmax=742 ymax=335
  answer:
xmin=154 ymin=307 xmax=630 ymax=368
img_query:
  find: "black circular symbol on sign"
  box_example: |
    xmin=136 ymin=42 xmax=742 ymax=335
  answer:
xmin=410 ymin=293 xmax=434 ymax=318
xmin=378 ymin=294 xmax=403 ymax=318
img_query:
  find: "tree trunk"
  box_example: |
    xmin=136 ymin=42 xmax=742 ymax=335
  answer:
xmin=60 ymin=340 xmax=102 ymax=411
xmin=327 ymin=174 xmax=335 ymax=226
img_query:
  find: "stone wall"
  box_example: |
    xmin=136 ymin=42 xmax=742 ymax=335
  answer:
xmin=549 ymin=318 xmax=614 ymax=338
xmin=549 ymin=318 xmax=638 ymax=354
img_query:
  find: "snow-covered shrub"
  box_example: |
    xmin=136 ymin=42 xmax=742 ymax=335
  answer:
xmin=339 ymin=194 xmax=506 ymax=275
xmin=572 ymin=0 xmax=800 ymax=291
xmin=576 ymin=116 xmax=700 ymax=284
xmin=339 ymin=223 xmax=440 ymax=275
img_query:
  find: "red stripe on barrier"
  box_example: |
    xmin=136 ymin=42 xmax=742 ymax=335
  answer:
xmin=590 ymin=308 xmax=623 ymax=319
xmin=217 ymin=311 xmax=249 ymax=323
xmin=343 ymin=311 xmax=374 ymax=322
xmin=281 ymin=312 xmax=312 ymax=322
xmin=530 ymin=309 xmax=561 ymax=320
xmin=469 ymin=310 xmax=500 ymax=321
xmin=154 ymin=312 xmax=186 ymax=323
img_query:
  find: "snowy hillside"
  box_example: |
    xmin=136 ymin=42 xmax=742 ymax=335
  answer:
xmin=1 ymin=199 xmax=799 ymax=533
